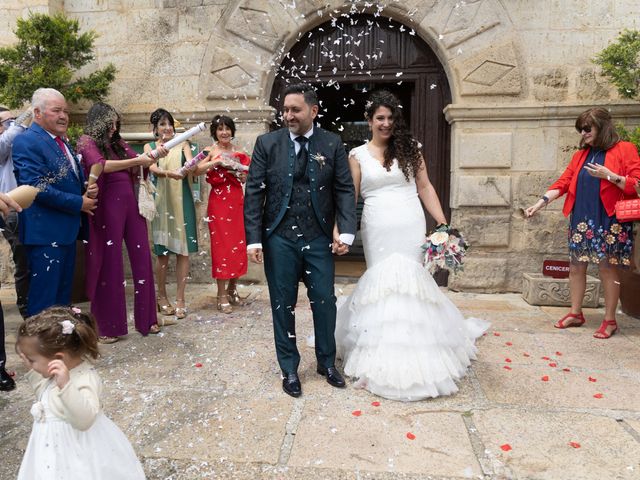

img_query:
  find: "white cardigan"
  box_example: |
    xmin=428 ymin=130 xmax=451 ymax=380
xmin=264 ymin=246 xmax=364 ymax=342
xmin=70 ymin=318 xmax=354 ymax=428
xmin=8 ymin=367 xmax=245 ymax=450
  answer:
xmin=26 ymin=361 xmax=102 ymax=431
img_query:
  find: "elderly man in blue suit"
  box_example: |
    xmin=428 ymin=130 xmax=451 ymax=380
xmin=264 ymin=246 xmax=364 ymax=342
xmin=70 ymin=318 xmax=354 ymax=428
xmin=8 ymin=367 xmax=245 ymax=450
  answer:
xmin=12 ymin=88 xmax=98 ymax=316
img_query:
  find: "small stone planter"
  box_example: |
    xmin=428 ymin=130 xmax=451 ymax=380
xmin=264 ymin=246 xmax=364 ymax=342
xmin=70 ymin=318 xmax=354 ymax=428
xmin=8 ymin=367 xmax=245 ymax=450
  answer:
xmin=522 ymin=273 xmax=601 ymax=307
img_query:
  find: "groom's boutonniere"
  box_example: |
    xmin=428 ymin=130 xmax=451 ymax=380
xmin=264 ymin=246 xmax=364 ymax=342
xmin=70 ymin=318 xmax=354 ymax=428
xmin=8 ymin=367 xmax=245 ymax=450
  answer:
xmin=310 ymin=152 xmax=326 ymax=170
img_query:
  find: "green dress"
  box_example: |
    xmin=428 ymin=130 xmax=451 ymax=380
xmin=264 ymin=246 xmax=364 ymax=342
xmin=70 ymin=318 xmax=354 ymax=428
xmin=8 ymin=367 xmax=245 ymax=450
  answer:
xmin=149 ymin=141 xmax=198 ymax=256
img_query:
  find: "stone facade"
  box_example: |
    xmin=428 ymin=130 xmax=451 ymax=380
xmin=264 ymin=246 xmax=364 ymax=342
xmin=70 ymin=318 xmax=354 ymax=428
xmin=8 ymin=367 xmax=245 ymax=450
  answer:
xmin=1 ymin=0 xmax=639 ymax=292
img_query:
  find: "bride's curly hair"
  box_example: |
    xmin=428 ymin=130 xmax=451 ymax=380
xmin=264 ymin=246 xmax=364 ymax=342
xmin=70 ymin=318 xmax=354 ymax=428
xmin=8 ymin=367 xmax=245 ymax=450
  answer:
xmin=365 ymin=90 xmax=422 ymax=181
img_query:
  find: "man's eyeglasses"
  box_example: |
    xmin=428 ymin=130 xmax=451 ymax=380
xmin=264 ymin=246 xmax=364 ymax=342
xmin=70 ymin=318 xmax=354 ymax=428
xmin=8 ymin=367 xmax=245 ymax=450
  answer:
xmin=1 ymin=117 xmax=16 ymax=128
xmin=577 ymin=125 xmax=592 ymax=134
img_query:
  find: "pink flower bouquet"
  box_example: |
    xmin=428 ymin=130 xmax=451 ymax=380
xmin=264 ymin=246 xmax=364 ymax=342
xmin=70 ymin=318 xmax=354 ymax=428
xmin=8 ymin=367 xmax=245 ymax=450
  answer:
xmin=422 ymin=226 xmax=469 ymax=274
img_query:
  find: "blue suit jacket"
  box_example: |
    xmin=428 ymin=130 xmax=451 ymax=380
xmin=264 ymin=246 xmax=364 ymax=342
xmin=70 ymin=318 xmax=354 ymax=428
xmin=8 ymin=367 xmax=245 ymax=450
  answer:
xmin=12 ymin=123 xmax=86 ymax=246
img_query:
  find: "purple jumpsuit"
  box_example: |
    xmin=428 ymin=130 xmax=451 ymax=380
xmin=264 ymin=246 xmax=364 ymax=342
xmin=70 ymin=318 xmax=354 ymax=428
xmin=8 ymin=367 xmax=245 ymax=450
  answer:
xmin=79 ymin=136 xmax=158 ymax=336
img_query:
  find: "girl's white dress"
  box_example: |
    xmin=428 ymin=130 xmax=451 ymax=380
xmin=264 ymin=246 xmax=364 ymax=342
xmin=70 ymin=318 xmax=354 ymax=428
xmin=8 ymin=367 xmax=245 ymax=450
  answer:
xmin=18 ymin=362 xmax=145 ymax=480
xmin=335 ymin=144 xmax=489 ymax=401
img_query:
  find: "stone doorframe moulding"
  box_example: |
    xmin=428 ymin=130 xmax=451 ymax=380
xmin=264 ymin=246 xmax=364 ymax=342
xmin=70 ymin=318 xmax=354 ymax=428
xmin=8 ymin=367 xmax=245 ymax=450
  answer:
xmin=198 ymin=0 xmax=526 ymax=125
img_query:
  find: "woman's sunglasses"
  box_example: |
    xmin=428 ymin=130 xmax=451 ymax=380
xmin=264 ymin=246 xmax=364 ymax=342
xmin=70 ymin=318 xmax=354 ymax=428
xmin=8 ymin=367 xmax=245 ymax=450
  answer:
xmin=577 ymin=125 xmax=592 ymax=133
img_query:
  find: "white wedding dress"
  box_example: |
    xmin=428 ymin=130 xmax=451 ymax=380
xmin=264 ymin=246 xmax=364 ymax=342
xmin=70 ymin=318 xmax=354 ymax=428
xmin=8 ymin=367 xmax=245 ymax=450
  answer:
xmin=335 ymin=144 xmax=489 ymax=401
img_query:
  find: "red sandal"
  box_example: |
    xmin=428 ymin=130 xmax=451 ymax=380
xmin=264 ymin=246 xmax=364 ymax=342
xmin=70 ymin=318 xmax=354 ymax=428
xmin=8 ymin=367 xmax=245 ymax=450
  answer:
xmin=554 ymin=312 xmax=585 ymax=329
xmin=593 ymin=319 xmax=617 ymax=339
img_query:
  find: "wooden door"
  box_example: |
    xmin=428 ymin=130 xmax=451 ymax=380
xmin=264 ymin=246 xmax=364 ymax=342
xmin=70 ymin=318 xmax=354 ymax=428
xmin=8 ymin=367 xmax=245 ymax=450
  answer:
xmin=270 ymin=14 xmax=451 ymax=284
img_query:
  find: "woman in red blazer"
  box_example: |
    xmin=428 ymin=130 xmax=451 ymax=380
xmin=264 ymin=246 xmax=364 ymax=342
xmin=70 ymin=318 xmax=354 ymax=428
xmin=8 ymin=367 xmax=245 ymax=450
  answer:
xmin=525 ymin=107 xmax=640 ymax=339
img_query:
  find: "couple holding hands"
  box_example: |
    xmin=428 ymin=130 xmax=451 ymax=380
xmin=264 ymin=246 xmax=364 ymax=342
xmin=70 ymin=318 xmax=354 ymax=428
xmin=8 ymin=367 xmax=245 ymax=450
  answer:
xmin=245 ymin=84 xmax=488 ymax=401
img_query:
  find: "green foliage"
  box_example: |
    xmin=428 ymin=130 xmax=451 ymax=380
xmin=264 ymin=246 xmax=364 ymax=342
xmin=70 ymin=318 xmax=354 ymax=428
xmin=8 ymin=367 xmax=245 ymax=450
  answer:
xmin=594 ymin=30 xmax=640 ymax=100
xmin=0 ymin=13 xmax=116 ymax=109
xmin=66 ymin=123 xmax=84 ymax=150
xmin=616 ymin=122 xmax=640 ymax=150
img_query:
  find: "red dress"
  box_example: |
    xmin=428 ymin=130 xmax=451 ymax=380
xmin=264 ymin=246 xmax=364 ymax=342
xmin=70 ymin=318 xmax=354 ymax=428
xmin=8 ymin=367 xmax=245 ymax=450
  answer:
xmin=205 ymin=151 xmax=251 ymax=279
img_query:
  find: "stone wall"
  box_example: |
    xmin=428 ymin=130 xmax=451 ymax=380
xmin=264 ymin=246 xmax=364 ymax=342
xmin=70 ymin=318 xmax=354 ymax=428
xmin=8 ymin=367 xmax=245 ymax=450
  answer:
xmin=1 ymin=0 xmax=639 ymax=291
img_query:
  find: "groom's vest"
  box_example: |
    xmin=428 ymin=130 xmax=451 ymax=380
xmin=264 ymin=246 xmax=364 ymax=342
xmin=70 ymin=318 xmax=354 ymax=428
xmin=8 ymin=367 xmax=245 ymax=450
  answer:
xmin=274 ymin=140 xmax=324 ymax=242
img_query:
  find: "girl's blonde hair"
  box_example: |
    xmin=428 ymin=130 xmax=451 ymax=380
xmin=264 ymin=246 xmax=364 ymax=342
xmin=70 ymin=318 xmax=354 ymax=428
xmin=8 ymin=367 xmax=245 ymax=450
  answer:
xmin=17 ymin=307 xmax=100 ymax=360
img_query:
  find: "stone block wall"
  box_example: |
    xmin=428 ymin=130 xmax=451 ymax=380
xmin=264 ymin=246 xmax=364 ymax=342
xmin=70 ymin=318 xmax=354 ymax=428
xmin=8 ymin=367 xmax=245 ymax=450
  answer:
xmin=1 ymin=0 xmax=639 ymax=291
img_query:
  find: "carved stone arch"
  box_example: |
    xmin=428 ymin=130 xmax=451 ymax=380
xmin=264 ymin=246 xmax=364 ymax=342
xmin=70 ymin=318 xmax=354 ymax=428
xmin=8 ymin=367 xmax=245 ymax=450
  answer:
xmin=198 ymin=0 xmax=524 ymax=112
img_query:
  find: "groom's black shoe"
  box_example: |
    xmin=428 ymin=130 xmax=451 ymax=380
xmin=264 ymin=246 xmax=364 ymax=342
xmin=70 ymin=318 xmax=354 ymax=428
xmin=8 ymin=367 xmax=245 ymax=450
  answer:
xmin=0 ymin=368 xmax=16 ymax=392
xmin=317 ymin=365 xmax=346 ymax=388
xmin=282 ymin=372 xmax=302 ymax=398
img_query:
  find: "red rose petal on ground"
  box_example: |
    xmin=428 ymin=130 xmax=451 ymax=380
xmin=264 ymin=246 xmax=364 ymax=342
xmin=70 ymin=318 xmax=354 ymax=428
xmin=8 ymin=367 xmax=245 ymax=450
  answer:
xmin=406 ymin=432 xmax=416 ymax=440
xmin=541 ymin=375 xmax=549 ymax=382
xmin=588 ymin=376 xmax=597 ymax=382
xmin=371 ymin=401 xmax=381 ymax=407
xmin=542 ymin=356 xmax=551 ymax=361
xmin=562 ymin=368 xmax=571 ymax=372
xmin=523 ymin=353 xmax=530 ymax=357
xmin=493 ymin=332 xmax=501 ymax=336
xmin=549 ymin=363 xmax=557 ymax=367
xmin=593 ymin=393 xmax=604 ymax=399
xmin=194 ymin=363 xmax=203 ymax=368
xmin=505 ymin=358 xmax=512 ymax=363
xmin=556 ymin=351 xmax=563 ymax=356
xmin=352 ymin=410 xmax=362 ymax=416
xmin=569 ymin=441 xmax=581 ymax=449
xmin=503 ymin=366 xmax=512 ymax=370
xmin=505 ymin=342 xmax=513 ymax=346
xmin=500 ymin=444 xmax=512 ymax=451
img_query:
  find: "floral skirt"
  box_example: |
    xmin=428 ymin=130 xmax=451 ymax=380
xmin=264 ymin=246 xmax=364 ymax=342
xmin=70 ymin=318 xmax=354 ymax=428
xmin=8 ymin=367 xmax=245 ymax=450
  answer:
xmin=568 ymin=218 xmax=633 ymax=266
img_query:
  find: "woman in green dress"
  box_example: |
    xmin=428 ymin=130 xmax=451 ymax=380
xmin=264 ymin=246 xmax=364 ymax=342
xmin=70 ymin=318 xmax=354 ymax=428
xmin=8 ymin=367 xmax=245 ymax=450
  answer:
xmin=144 ymin=108 xmax=198 ymax=319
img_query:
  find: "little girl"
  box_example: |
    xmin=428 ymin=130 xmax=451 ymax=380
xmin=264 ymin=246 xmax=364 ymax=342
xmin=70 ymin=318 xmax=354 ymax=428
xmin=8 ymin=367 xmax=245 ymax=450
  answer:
xmin=15 ymin=306 xmax=146 ymax=479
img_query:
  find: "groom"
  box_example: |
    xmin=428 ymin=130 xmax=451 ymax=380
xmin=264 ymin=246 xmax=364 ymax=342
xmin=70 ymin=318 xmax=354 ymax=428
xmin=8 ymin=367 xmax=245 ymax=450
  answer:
xmin=244 ymin=83 xmax=357 ymax=397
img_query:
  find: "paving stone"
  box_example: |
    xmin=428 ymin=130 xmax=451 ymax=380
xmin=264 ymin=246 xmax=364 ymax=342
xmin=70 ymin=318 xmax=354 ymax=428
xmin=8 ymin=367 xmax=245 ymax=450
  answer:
xmin=473 ymin=408 xmax=640 ymax=479
xmin=289 ymin=402 xmax=482 ymax=477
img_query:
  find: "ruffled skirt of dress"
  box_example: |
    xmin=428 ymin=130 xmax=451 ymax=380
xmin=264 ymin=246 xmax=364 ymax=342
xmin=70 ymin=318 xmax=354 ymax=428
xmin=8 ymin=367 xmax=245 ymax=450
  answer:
xmin=18 ymin=413 xmax=146 ymax=480
xmin=336 ymin=253 xmax=488 ymax=401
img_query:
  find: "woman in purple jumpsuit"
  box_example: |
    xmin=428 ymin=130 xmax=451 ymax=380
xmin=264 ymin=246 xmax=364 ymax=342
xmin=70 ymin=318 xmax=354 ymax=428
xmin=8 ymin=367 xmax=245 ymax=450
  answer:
xmin=78 ymin=103 xmax=167 ymax=343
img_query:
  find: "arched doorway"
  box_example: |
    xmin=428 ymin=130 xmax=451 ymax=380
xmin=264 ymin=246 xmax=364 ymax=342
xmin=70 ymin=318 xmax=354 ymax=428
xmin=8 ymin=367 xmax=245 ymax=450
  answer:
xmin=270 ymin=14 xmax=452 ymax=284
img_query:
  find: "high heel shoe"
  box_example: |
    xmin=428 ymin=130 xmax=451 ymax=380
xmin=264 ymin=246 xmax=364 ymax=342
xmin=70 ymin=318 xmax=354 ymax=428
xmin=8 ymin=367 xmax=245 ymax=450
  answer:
xmin=157 ymin=300 xmax=175 ymax=316
xmin=554 ymin=312 xmax=585 ymax=329
xmin=175 ymin=300 xmax=188 ymax=319
xmin=593 ymin=319 xmax=617 ymax=339
xmin=217 ymin=295 xmax=233 ymax=314
xmin=227 ymin=289 xmax=242 ymax=306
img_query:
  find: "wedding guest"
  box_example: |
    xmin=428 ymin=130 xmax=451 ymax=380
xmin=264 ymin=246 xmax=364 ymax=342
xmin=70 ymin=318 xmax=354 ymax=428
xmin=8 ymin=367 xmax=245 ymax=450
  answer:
xmin=525 ymin=107 xmax=640 ymax=339
xmin=0 ymin=192 xmax=22 ymax=392
xmin=78 ymin=102 xmax=167 ymax=343
xmin=0 ymin=107 xmax=31 ymax=318
xmin=12 ymin=88 xmax=97 ymax=317
xmin=145 ymin=108 xmax=198 ymax=320
xmin=194 ymin=115 xmax=250 ymax=314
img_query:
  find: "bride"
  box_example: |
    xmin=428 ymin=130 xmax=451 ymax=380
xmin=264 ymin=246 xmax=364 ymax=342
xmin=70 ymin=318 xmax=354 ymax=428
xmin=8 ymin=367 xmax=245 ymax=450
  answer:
xmin=335 ymin=90 xmax=489 ymax=401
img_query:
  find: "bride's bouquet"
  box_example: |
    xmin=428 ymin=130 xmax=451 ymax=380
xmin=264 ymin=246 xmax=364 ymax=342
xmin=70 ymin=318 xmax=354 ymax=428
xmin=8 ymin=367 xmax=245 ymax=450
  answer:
xmin=422 ymin=225 xmax=469 ymax=274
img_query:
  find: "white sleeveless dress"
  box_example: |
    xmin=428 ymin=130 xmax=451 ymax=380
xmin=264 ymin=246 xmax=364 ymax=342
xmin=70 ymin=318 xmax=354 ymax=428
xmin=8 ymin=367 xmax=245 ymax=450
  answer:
xmin=335 ymin=143 xmax=489 ymax=401
xmin=18 ymin=379 xmax=146 ymax=479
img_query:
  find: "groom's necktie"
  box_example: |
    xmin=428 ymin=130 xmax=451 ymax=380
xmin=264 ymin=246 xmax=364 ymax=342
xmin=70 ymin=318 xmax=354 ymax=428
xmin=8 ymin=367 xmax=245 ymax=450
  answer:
xmin=295 ymin=136 xmax=309 ymax=175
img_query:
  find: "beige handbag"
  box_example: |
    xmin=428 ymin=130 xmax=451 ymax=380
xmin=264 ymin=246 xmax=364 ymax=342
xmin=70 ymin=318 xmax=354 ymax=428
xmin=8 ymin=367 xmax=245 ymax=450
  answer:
xmin=137 ymin=165 xmax=156 ymax=221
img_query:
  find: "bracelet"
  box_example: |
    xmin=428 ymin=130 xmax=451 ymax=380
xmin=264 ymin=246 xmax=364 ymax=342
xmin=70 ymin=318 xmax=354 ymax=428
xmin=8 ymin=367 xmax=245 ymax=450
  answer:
xmin=541 ymin=195 xmax=549 ymax=204
xmin=614 ymin=175 xmax=622 ymax=184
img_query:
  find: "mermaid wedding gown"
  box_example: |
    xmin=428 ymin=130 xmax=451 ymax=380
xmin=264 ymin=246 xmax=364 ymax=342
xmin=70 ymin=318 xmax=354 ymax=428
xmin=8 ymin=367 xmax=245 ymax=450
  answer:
xmin=335 ymin=144 xmax=489 ymax=401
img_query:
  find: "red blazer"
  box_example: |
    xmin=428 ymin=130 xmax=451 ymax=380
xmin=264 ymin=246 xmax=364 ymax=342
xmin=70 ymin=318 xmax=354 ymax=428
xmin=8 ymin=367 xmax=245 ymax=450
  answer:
xmin=549 ymin=141 xmax=640 ymax=217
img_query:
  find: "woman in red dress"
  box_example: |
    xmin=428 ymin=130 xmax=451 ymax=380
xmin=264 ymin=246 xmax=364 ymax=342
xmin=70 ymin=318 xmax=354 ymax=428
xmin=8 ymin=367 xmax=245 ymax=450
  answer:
xmin=199 ymin=115 xmax=250 ymax=313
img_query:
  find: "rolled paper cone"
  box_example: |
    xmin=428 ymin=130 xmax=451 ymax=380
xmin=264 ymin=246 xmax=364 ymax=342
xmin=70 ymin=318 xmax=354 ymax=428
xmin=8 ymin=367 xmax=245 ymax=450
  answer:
xmin=7 ymin=185 xmax=39 ymax=209
xmin=150 ymin=122 xmax=206 ymax=159
xmin=87 ymin=163 xmax=104 ymax=186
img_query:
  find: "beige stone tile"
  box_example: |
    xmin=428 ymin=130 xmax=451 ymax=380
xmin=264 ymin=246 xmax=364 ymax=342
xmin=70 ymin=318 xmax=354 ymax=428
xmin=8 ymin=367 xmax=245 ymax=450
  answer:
xmin=474 ymin=330 xmax=546 ymax=365
xmin=116 ymin=390 xmax=291 ymax=465
xmin=535 ymin=331 xmax=640 ymax=374
xmin=475 ymin=363 xmax=640 ymax=411
xmin=289 ymin=401 xmax=481 ymax=477
xmin=473 ymin=408 xmax=640 ymax=480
